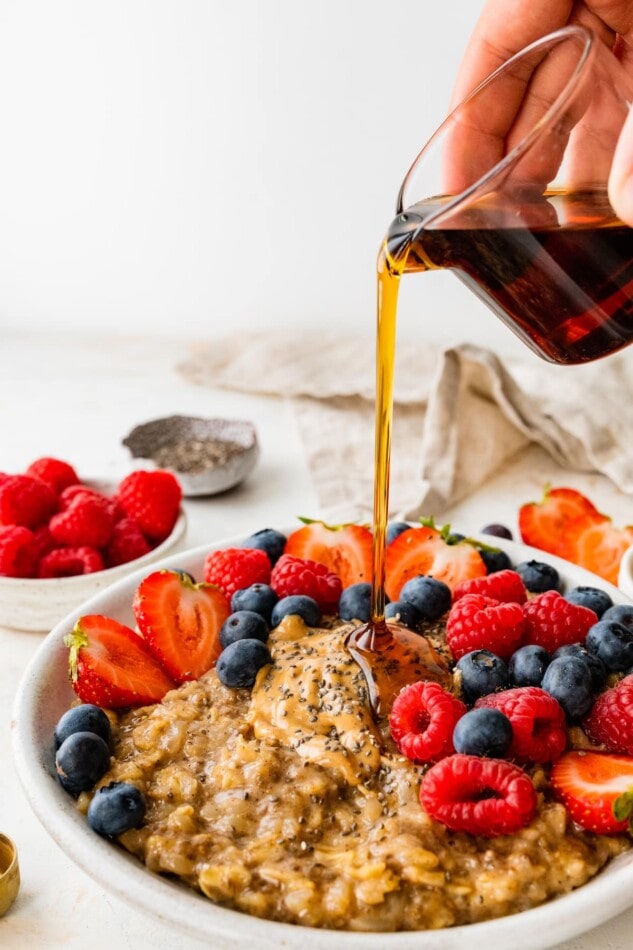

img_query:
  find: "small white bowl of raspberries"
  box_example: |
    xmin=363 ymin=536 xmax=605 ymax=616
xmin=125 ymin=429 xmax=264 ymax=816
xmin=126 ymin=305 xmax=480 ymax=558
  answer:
xmin=0 ymin=457 xmax=186 ymax=631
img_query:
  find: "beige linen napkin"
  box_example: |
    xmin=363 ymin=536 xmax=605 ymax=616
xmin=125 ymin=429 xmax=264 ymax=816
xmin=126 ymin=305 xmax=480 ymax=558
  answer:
xmin=178 ymin=331 xmax=633 ymax=518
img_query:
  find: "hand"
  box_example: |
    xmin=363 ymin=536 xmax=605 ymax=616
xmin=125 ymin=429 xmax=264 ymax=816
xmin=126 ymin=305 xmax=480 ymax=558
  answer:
xmin=452 ymin=0 xmax=633 ymax=223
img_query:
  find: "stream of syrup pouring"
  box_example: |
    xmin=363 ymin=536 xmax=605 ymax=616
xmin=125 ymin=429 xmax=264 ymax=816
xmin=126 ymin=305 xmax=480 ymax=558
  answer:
xmin=344 ymin=242 xmax=450 ymax=717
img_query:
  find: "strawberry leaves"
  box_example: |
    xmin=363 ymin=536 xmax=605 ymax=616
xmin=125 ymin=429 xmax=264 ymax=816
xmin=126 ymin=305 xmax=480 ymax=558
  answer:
xmin=613 ymin=789 xmax=633 ymax=830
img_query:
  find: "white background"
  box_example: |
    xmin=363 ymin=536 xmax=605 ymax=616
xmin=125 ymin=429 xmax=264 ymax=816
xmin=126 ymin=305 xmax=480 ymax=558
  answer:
xmin=0 ymin=0 xmax=528 ymax=354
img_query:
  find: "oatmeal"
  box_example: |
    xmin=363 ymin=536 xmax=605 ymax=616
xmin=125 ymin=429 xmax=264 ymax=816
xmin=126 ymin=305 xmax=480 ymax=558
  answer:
xmin=86 ymin=616 xmax=629 ymax=931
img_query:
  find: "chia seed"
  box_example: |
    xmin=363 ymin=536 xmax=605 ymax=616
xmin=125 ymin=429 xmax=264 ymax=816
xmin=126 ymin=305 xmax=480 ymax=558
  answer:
xmin=150 ymin=438 xmax=244 ymax=474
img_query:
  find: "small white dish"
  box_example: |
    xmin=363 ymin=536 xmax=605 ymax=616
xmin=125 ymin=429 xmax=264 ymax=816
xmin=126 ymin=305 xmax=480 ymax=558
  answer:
xmin=0 ymin=484 xmax=186 ymax=632
xmin=122 ymin=415 xmax=259 ymax=497
xmin=11 ymin=532 xmax=633 ymax=949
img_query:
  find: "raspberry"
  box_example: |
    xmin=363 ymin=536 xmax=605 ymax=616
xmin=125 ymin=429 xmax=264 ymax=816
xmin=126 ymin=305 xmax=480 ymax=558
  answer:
xmin=0 ymin=474 xmax=57 ymax=529
xmin=0 ymin=526 xmax=39 ymax=577
xmin=453 ymin=569 xmax=527 ymax=605
xmin=204 ymin=547 xmax=272 ymax=600
xmin=446 ymin=594 xmax=526 ymax=661
xmin=583 ymin=675 xmax=633 ymax=754
xmin=49 ymin=496 xmax=114 ymax=548
xmin=60 ymin=484 xmax=99 ymax=508
xmin=522 ymin=590 xmax=597 ymax=652
xmin=38 ymin=546 xmax=105 ymax=578
xmin=117 ymin=470 xmax=182 ymax=542
xmin=420 ymin=754 xmax=537 ymax=836
xmin=270 ymin=554 xmax=342 ymax=613
xmin=106 ymin=518 xmax=152 ymax=567
xmin=475 ymin=686 xmax=567 ymax=763
xmin=32 ymin=525 xmax=56 ymax=560
xmin=25 ymin=457 xmax=80 ymax=495
xmin=60 ymin=485 xmax=125 ymax=524
xmin=389 ymin=681 xmax=466 ymax=763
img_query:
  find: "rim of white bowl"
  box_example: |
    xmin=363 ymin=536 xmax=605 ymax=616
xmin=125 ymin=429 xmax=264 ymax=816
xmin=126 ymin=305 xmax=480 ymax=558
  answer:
xmin=0 ymin=510 xmax=187 ymax=589
xmin=11 ymin=531 xmax=633 ymax=950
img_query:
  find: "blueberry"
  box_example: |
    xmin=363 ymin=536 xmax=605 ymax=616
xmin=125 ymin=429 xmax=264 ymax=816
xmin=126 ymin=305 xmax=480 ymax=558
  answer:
xmin=240 ymin=528 xmax=286 ymax=565
xmin=87 ymin=781 xmax=146 ymax=837
xmin=515 ymin=559 xmax=560 ymax=593
xmin=480 ymin=547 xmax=513 ymax=574
xmin=173 ymin=569 xmax=196 ymax=584
xmin=586 ymin=620 xmax=633 ymax=673
xmin=220 ymin=610 xmax=269 ymax=649
xmin=231 ymin=583 xmax=278 ymax=623
xmin=481 ymin=523 xmax=513 ymax=541
xmin=387 ymin=521 xmax=410 ymax=545
xmin=455 ymin=650 xmax=509 ymax=704
xmin=384 ymin=600 xmax=420 ymax=629
xmin=338 ymin=583 xmax=372 ymax=622
xmin=453 ymin=708 xmax=513 ymax=758
xmin=602 ymin=604 xmax=633 ymax=629
xmin=216 ymin=639 xmax=272 ymax=688
xmin=508 ymin=645 xmax=550 ymax=687
xmin=564 ymin=586 xmax=613 ymax=618
xmin=552 ymin=643 xmax=608 ymax=692
xmin=55 ymin=731 xmax=111 ymax=795
xmin=271 ymin=595 xmax=321 ymax=627
xmin=446 ymin=532 xmax=466 ymax=544
xmin=541 ymin=656 xmax=593 ymax=720
xmin=400 ymin=576 xmax=451 ymax=621
xmin=54 ymin=704 xmax=112 ymax=751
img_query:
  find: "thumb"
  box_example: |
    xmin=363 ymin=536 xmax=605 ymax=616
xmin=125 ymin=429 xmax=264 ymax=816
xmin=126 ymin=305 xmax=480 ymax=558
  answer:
xmin=609 ymin=105 xmax=633 ymax=226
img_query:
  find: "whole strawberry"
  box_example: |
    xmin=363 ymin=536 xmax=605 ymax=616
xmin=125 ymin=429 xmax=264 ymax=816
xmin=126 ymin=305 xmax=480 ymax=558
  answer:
xmin=0 ymin=474 xmax=57 ymax=529
xmin=522 ymin=590 xmax=597 ymax=652
xmin=204 ymin=547 xmax=272 ymax=600
xmin=270 ymin=554 xmax=343 ymax=614
xmin=117 ymin=470 xmax=182 ymax=542
xmin=446 ymin=593 xmax=526 ymax=661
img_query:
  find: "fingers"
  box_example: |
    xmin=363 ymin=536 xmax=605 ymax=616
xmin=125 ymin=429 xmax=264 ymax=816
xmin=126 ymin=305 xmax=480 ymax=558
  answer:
xmin=609 ymin=104 xmax=633 ymax=225
xmin=582 ymin=1 xmax=633 ymax=40
xmin=441 ymin=26 xmax=592 ymax=195
xmin=451 ymin=0 xmax=574 ymax=106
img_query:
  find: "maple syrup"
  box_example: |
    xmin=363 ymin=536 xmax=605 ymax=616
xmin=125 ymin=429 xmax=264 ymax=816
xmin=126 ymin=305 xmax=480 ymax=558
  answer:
xmin=387 ymin=189 xmax=633 ymax=365
xmin=347 ymin=189 xmax=633 ymax=715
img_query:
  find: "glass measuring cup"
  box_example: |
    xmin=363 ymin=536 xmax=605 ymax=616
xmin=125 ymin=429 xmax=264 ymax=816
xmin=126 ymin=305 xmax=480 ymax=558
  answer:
xmin=384 ymin=25 xmax=633 ymax=364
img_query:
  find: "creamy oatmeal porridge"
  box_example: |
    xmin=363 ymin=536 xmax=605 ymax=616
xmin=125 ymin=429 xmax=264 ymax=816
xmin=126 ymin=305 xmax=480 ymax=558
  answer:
xmin=79 ymin=615 xmax=629 ymax=932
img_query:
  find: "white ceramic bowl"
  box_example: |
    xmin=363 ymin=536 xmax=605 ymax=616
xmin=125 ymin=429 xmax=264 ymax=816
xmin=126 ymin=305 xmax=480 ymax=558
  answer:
xmin=11 ymin=532 xmax=633 ymax=949
xmin=0 ymin=501 xmax=186 ymax=632
xmin=618 ymin=546 xmax=633 ymax=601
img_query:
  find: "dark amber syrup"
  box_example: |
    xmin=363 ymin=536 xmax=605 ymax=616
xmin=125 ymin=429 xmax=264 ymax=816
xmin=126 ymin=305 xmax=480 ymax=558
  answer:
xmin=348 ymin=189 xmax=633 ymax=715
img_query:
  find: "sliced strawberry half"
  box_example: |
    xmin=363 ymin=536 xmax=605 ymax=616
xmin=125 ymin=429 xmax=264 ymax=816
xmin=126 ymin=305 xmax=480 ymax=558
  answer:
xmin=385 ymin=525 xmax=486 ymax=601
xmin=550 ymin=750 xmax=633 ymax=834
xmin=570 ymin=520 xmax=633 ymax=586
xmin=283 ymin=519 xmax=373 ymax=587
xmin=133 ymin=569 xmax=231 ymax=683
xmin=518 ymin=486 xmax=607 ymax=560
xmin=65 ymin=615 xmax=176 ymax=708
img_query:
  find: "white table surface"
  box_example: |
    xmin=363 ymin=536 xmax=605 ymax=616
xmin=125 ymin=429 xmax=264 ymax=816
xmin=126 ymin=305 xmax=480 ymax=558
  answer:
xmin=2 ymin=329 xmax=633 ymax=949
